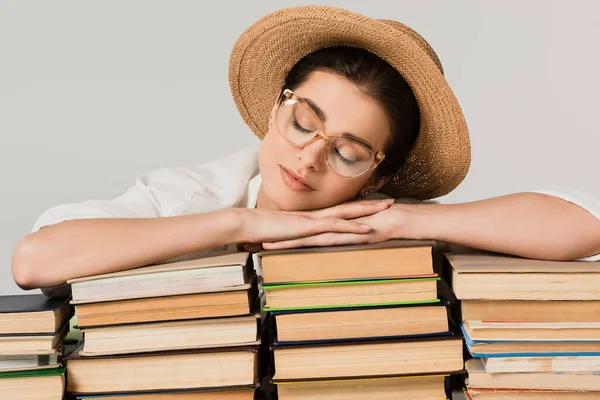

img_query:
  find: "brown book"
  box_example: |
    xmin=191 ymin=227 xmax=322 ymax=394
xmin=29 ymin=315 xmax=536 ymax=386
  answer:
xmin=446 ymin=253 xmax=600 ymax=300
xmin=482 ymin=355 xmax=600 ymax=373
xmin=461 ymin=299 xmax=600 ymax=323
xmin=465 ymin=387 xmax=600 ymax=399
xmin=65 ymin=344 xmax=259 ymax=394
xmin=277 ymin=374 xmax=446 ymax=399
xmin=76 ymin=286 xmax=256 ymax=328
xmin=466 ymin=358 xmax=600 ymax=391
xmin=272 ymin=336 xmax=463 ymax=380
xmin=273 ymin=304 xmax=449 ymax=342
xmin=79 ymin=315 xmax=260 ymax=356
xmin=0 ymin=295 xmax=72 ymax=335
xmin=0 ymin=323 xmax=68 ymax=355
xmin=462 ymin=320 xmax=600 ymax=341
xmin=258 ymin=240 xmax=435 ymax=284
xmin=86 ymin=390 xmax=255 ymax=399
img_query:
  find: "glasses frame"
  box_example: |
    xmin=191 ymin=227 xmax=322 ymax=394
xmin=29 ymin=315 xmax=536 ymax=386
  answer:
xmin=274 ymin=89 xmax=386 ymax=178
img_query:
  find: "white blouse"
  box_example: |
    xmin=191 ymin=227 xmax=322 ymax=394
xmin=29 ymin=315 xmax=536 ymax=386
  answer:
xmin=31 ymin=145 xmax=600 ymax=261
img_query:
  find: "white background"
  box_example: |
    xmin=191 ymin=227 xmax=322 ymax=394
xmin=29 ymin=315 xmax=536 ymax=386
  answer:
xmin=1 ymin=0 xmax=598 ymax=294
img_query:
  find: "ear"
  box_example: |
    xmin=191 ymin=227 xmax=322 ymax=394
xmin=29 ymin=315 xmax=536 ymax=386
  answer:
xmin=359 ymin=175 xmax=390 ymax=198
xmin=267 ymin=104 xmax=278 ymax=130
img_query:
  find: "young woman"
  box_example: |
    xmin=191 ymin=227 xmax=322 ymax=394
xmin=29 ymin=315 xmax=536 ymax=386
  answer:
xmin=11 ymin=6 xmax=600 ymax=292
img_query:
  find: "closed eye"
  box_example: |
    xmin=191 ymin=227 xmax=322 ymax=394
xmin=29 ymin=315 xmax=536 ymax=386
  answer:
xmin=334 ymin=147 xmax=357 ymax=165
xmin=291 ymin=119 xmax=313 ymax=134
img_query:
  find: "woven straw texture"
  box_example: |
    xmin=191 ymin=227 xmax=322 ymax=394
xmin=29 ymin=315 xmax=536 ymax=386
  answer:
xmin=229 ymin=6 xmax=470 ymax=200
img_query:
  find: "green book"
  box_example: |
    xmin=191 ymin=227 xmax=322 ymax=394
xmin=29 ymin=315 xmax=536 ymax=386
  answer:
xmin=263 ymin=277 xmax=440 ymax=311
xmin=263 ymin=276 xmax=440 ymax=289
xmin=0 ymin=366 xmax=65 ymax=379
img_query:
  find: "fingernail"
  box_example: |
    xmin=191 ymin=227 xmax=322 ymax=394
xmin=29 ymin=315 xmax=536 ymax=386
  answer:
xmin=380 ymin=199 xmax=394 ymax=204
xmin=360 ymin=224 xmax=372 ymax=230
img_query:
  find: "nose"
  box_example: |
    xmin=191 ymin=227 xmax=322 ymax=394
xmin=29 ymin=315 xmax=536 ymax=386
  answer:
xmin=298 ymin=136 xmax=327 ymax=172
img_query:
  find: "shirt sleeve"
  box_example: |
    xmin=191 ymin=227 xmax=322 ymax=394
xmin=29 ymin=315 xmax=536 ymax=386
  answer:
xmin=532 ymin=185 xmax=600 ymax=261
xmin=31 ymin=145 xmax=260 ymax=233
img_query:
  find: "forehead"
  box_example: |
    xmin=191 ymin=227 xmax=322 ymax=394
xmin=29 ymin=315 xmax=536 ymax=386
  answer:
xmin=292 ymin=70 xmax=391 ymax=151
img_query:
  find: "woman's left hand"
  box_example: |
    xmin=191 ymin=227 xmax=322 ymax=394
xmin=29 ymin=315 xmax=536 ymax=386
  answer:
xmin=262 ymin=204 xmax=422 ymax=250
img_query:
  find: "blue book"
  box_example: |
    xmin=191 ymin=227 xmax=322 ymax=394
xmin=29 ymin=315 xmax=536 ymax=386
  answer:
xmin=461 ymin=323 xmax=600 ymax=358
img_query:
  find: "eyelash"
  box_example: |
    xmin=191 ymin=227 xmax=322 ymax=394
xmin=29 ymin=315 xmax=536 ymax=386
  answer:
xmin=291 ymin=119 xmax=312 ymax=134
xmin=334 ymin=147 xmax=356 ymax=165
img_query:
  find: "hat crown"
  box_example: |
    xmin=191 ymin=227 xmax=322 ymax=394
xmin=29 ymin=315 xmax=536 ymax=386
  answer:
xmin=377 ymin=19 xmax=444 ymax=75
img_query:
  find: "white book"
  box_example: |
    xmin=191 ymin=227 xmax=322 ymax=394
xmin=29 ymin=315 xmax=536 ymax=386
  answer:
xmin=68 ymin=251 xmax=252 ymax=304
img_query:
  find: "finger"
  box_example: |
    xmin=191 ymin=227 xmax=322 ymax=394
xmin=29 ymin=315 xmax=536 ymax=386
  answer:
xmin=313 ymin=217 xmax=373 ymax=234
xmin=311 ymin=199 xmax=394 ymax=219
xmin=263 ymin=232 xmax=371 ymax=250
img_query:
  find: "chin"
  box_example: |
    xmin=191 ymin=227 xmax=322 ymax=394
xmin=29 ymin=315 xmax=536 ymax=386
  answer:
xmin=271 ymin=187 xmax=347 ymax=212
xmin=271 ymin=191 xmax=317 ymax=211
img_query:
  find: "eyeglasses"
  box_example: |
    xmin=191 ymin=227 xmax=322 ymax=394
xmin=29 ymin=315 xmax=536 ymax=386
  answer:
xmin=274 ymin=89 xmax=386 ymax=178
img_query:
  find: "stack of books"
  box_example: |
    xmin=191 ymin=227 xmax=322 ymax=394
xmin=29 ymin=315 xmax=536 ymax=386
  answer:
xmin=0 ymin=294 xmax=73 ymax=400
xmin=446 ymin=251 xmax=600 ymax=399
xmin=258 ymin=240 xmax=464 ymax=399
xmin=64 ymin=251 xmax=263 ymax=399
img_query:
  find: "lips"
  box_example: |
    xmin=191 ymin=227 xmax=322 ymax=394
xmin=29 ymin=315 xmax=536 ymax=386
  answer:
xmin=279 ymin=166 xmax=315 ymax=192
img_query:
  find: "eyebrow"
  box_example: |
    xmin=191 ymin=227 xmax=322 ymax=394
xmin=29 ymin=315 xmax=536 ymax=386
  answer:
xmin=303 ymin=97 xmax=374 ymax=151
xmin=303 ymin=97 xmax=327 ymax=122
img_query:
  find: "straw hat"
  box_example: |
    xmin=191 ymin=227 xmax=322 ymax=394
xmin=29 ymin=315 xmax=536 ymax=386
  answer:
xmin=229 ymin=5 xmax=470 ymax=200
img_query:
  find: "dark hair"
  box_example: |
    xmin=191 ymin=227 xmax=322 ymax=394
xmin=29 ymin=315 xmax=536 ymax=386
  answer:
xmin=283 ymin=46 xmax=420 ymax=178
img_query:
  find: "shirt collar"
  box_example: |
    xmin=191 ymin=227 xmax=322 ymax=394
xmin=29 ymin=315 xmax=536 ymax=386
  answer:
xmin=246 ymin=173 xmax=262 ymax=209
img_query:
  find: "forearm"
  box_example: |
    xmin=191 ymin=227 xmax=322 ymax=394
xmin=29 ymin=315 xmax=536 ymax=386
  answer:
xmin=410 ymin=192 xmax=600 ymax=260
xmin=11 ymin=209 xmax=244 ymax=289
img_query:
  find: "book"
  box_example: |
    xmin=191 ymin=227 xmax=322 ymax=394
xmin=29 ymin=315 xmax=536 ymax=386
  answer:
xmin=453 ymin=388 xmax=468 ymax=400
xmin=462 ymin=320 xmax=600 ymax=341
xmin=258 ymin=239 xmax=435 ymax=284
xmin=65 ymin=344 xmax=259 ymax=394
xmin=0 ymin=366 xmax=65 ymax=400
xmin=68 ymin=252 xmax=253 ymax=304
xmin=0 ymin=322 xmax=69 ymax=355
xmin=0 ymin=295 xmax=72 ymax=335
xmin=464 ymin=387 xmax=599 ymax=399
xmin=75 ymin=283 xmax=257 ymax=328
xmin=466 ymin=358 xmax=600 ymax=391
xmin=446 ymin=253 xmax=600 ymax=301
xmin=272 ymin=336 xmax=463 ymax=380
xmin=482 ymin=355 xmax=600 ymax=373
xmin=276 ymin=374 xmax=447 ymax=399
xmin=461 ymin=300 xmax=600 ymax=322
xmin=271 ymin=303 xmax=449 ymax=343
xmin=79 ymin=315 xmax=260 ymax=356
xmin=461 ymin=323 xmax=600 ymax=357
xmin=0 ymin=353 xmax=59 ymax=373
xmin=75 ymin=389 xmax=256 ymax=399
xmin=263 ymin=277 xmax=440 ymax=311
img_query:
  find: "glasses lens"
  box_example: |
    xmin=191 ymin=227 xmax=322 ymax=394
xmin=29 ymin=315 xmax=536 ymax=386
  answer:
xmin=327 ymin=138 xmax=374 ymax=177
xmin=276 ymin=97 xmax=320 ymax=145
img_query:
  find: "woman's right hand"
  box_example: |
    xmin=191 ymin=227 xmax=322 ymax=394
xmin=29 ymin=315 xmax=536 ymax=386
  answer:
xmin=235 ymin=199 xmax=394 ymax=248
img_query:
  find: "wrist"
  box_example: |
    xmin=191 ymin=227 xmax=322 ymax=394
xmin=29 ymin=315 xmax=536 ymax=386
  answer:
xmin=399 ymin=203 xmax=448 ymax=241
xmin=225 ymin=208 xmax=251 ymax=244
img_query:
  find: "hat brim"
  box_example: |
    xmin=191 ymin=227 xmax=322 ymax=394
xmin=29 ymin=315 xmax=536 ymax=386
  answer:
xmin=229 ymin=6 xmax=470 ymax=200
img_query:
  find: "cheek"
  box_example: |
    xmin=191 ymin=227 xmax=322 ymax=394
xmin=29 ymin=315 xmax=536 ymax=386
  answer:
xmin=258 ymin=129 xmax=290 ymax=175
xmin=318 ymin=175 xmax=369 ymax=204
